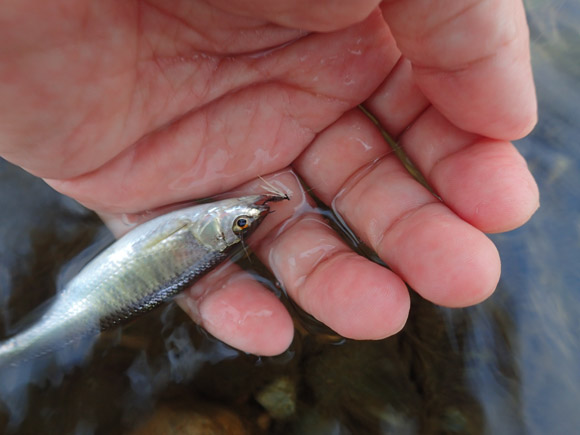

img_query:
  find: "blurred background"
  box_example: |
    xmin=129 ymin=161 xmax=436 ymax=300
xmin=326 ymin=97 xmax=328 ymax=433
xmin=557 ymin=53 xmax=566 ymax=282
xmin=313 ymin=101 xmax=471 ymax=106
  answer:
xmin=1 ymin=1 xmax=579 ymax=433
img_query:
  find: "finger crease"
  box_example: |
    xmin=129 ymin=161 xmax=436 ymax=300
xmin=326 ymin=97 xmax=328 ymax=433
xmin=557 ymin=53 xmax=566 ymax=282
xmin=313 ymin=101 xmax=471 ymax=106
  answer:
xmin=375 ymin=199 xmax=438 ymax=252
xmin=426 ymin=136 xmax=480 ymax=181
xmin=294 ymin=250 xmax=357 ymax=307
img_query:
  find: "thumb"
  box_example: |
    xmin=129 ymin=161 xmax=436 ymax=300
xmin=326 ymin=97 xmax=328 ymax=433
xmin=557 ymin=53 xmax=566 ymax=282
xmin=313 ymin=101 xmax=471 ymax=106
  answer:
xmin=382 ymin=0 xmax=537 ymax=140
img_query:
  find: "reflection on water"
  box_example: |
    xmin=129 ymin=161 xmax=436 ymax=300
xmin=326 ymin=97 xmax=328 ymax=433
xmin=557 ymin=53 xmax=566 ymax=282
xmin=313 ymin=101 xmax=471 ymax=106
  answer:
xmin=2 ymin=2 xmax=580 ymax=433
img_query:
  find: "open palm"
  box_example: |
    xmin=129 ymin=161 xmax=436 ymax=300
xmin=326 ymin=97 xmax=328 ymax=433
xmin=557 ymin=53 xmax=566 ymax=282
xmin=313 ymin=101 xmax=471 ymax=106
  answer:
xmin=0 ymin=0 xmax=539 ymax=355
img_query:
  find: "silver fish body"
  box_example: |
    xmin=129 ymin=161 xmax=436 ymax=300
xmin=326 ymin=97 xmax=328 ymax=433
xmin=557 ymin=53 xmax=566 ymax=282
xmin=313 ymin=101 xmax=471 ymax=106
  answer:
xmin=0 ymin=195 xmax=279 ymax=366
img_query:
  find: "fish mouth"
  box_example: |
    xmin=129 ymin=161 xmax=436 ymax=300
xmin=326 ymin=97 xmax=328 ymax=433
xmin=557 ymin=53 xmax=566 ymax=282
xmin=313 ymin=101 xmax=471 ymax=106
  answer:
xmin=256 ymin=193 xmax=290 ymax=206
xmin=254 ymin=193 xmax=290 ymax=219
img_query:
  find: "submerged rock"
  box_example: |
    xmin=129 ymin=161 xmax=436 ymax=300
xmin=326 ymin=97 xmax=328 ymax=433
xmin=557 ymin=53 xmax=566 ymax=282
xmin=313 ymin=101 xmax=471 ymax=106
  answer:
xmin=131 ymin=401 xmax=250 ymax=435
xmin=254 ymin=376 xmax=296 ymax=419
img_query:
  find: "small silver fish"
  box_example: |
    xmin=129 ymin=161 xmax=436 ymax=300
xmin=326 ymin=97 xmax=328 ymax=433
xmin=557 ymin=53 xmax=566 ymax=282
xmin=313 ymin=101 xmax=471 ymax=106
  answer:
xmin=0 ymin=194 xmax=284 ymax=367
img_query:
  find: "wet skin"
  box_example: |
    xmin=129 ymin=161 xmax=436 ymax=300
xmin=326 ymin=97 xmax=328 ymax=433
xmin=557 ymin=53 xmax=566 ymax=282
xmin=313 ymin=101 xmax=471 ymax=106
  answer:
xmin=0 ymin=0 xmax=539 ymax=355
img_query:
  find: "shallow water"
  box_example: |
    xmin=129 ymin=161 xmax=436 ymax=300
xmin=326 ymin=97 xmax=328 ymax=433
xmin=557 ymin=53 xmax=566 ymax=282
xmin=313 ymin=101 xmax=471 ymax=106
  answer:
xmin=2 ymin=2 xmax=580 ymax=434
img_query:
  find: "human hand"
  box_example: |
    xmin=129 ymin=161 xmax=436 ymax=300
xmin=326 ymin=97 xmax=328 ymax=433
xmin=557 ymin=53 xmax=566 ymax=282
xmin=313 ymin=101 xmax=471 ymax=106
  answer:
xmin=0 ymin=0 xmax=538 ymax=355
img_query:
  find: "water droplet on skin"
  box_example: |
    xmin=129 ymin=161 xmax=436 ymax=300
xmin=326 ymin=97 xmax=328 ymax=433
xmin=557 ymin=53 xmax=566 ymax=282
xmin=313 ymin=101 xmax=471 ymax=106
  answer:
xmin=352 ymin=137 xmax=372 ymax=151
xmin=120 ymin=213 xmax=140 ymax=226
xmin=102 ymin=213 xmax=141 ymax=237
xmin=293 ymin=275 xmax=306 ymax=288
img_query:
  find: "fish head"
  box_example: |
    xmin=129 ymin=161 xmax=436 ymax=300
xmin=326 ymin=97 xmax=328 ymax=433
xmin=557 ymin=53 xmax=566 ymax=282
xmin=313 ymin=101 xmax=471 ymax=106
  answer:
xmin=193 ymin=195 xmax=285 ymax=252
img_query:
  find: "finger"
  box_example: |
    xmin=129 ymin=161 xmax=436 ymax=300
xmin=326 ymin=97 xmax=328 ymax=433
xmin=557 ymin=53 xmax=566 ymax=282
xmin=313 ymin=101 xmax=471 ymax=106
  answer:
xmin=247 ymin=171 xmax=410 ymax=340
xmin=47 ymin=12 xmax=396 ymax=213
xmin=175 ymin=262 xmax=294 ymax=356
xmin=381 ymin=0 xmax=537 ymax=139
xmin=396 ymin=107 xmax=539 ymax=233
xmin=365 ymin=57 xmax=430 ymax=138
xmin=294 ymin=109 xmax=500 ymax=307
xmin=365 ymin=60 xmax=539 ymax=232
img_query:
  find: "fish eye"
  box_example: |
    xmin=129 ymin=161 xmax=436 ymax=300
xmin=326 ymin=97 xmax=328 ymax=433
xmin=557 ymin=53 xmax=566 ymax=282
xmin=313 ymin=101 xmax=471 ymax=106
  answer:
xmin=233 ymin=216 xmax=251 ymax=233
